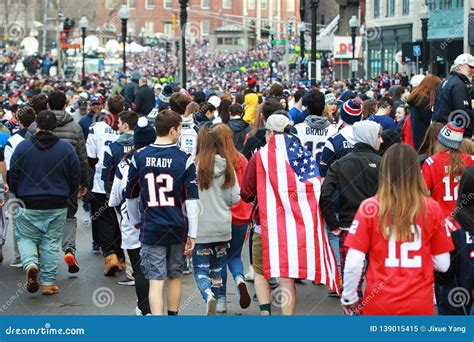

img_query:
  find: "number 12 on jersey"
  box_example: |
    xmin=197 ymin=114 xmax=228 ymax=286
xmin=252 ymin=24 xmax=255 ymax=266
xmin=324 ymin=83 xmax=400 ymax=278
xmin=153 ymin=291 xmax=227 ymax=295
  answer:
xmin=145 ymin=173 xmax=175 ymax=207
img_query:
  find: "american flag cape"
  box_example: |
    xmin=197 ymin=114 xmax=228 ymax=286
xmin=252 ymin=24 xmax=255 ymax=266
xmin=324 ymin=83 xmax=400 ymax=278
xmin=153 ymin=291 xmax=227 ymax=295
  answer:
xmin=256 ymin=134 xmax=340 ymax=294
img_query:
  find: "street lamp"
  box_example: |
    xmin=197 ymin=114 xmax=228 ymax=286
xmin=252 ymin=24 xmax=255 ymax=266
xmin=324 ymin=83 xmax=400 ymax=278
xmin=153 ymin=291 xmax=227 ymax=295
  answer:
xmin=309 ymin=0 xmax=320 ymax=87
xmin=299 ymin=0 xmax=306 ymax=80
xmin=79 ymin=16 xmax=88 ymax=80
xmin=179 ymin=0 xmax=188 ymax=88
xmin=118 ymin=4 xmax=130 ymax=73
xmin=420 ymin=6 xmax=430 ymax=74
xmin=349 ymin=15 xmax=359 ymax=83
xmin=140 ymin=27 xmax=145 ymax=45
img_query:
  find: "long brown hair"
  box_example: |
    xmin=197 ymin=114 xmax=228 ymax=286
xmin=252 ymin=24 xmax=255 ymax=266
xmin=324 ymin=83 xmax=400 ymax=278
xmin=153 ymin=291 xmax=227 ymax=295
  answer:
xmin=195 ymin=126 xmax=236 ymax=190
xmin=248 ymin=103 xmax=264 ymax=137
xmin=436 ymin=143 xmax=467 ymax=177
xmin=417 ymin=122 xmax=443 ymax=156
xmin=407 ymin=74 xmax=441 ymax=110
xmin=377 ymin=144 xmax=429 ymax=241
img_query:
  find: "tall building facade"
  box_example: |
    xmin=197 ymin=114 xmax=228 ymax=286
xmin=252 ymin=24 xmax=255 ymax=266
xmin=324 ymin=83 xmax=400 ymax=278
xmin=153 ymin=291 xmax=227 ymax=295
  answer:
xmin=95 ymin=0 xmax=301 ymax=41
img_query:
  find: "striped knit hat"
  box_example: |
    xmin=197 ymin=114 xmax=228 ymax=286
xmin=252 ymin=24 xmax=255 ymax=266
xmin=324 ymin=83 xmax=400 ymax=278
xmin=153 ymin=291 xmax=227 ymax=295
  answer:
xmin=438 ymin=122 xmax=465 ymax=150
xmin=340 ymin=98 xmax=362 ymax=125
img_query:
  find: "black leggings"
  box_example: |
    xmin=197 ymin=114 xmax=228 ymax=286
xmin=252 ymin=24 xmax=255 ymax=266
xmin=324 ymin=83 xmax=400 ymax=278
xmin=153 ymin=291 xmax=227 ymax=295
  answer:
xmin=127 ymin=248 xmax=150 ymax=315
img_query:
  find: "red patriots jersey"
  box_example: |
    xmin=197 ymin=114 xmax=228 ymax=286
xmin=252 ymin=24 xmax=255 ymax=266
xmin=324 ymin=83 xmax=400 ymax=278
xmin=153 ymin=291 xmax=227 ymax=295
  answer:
xmin=422 ymin=151 xmax=474 ymax=218
xmin=345 ymin=197 xmax=454 ymax=315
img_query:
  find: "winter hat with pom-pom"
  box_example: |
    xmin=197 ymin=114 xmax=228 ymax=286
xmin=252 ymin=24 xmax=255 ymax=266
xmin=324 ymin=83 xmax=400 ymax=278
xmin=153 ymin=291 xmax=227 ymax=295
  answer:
xmin=134 ymin=116 xmax=156 ymax=149
xmin=340 ymin=97 xmax=363 ymax=125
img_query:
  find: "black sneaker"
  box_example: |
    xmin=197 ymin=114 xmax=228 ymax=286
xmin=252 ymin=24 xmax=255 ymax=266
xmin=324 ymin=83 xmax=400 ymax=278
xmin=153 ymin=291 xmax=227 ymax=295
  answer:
xmin=118 ymin=277 xmax=135 ymax=286
xmin=92 ymin=242 xmax=100 ymax=255
xmin=0 ymin=245 xmax=3 ymax=264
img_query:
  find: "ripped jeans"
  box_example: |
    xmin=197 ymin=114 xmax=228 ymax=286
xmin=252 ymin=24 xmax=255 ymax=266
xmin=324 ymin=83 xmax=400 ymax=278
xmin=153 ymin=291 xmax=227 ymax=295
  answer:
xmin=192 ymin=242 xmax=228 ymax=301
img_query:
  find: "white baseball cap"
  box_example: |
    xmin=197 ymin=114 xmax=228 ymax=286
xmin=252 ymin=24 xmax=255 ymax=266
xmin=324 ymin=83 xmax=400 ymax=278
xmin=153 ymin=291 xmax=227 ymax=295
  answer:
xmin=454 ymin=53 xmax=474 ymax=67
xmin=265 ymin=114 xmax=292 ymax=133
xmin=410 ymin=74 xmax=426 ymax=88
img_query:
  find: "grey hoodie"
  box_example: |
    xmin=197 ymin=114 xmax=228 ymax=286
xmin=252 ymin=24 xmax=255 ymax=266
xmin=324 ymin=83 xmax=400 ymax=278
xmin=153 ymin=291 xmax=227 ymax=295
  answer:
xmin=304 ymin=115 xmax=332 ymax=130
xmin=196 ymin=155 xmax=241 ymax=244
xmin=353 ymin=121 xmax=381 ymax=150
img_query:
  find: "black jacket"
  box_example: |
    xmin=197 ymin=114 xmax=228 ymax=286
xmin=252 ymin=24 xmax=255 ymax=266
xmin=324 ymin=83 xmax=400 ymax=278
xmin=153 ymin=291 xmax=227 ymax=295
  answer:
xmin=242 ymin=128 xmax=266 ymax=160
xmin=433 ymin=71 xmax=473 ymax=137
xmin=227 ymin=118 xmax=252 ymax=152
xmin=409 ymin=97 xmax=432 ymax=151
xmin=320 ymin=143 xmax=381 ymax=230
xmin=135 ymin=85 xmax=155 ymax=116
xmin=122 ymin=81 xmax=139 ymax=109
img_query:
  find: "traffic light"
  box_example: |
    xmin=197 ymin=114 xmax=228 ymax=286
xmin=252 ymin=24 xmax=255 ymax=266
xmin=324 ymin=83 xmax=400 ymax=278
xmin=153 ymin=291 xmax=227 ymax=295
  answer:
xmin=63 ymin=17 xmax=75 ymax=30
xmin=172 ymin=13 xmax=178 ymax=31
xmin=165 ymin=41 xmax=171 ymax=53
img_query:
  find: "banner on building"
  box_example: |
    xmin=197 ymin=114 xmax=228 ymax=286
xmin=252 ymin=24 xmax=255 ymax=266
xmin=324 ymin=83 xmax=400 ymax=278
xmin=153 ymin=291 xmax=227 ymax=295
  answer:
xmin=332 ymin=36 xmax=362 ymax=59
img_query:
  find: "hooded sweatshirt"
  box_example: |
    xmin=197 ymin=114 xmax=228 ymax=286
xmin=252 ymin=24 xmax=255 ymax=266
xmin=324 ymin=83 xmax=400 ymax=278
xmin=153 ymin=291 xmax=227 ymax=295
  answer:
xmin=28 ymin=110 xmax=88 ymax=187
xmin=227 ymin=117 xmax=252 ymax=152
xmin=9 ymin=131 xmax=80 ymax=209
xmin=102 ymin=133 xmax=134 ymax=193
xmin=352 ymin=121 xmax=381 ymax=150
xmin=294 ymin=115 xmax=338 ymax=163
xmin=196 ymin=155 xmax=241 ymax=244
xmin=243 ymin=92 xmax=258 ymax=125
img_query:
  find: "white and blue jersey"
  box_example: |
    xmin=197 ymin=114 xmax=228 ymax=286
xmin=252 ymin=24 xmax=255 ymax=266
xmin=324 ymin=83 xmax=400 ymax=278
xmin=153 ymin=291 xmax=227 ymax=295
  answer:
xmin=125 ymin=143 xmax=198 ymax=246
xmin=319 ymin=125 xmax=355 ymax=177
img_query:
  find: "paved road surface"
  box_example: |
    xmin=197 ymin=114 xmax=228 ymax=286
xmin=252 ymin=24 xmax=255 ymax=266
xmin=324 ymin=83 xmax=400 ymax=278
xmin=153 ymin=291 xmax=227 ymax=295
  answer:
xmin=0 ymin=205 xmax=342 ymax=316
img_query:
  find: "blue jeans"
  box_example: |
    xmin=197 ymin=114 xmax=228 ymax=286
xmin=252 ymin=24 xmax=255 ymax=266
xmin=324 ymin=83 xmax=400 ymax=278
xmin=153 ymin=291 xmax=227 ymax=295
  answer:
xmin=192 ymin=242 xmax=228 ymax=301
xmin=16 ymin=208 xmax=68 ymax=285
xmin=219 ymin=223 xmax=247 ymax=298
xmin=326 ymin=224 xmax=341 ymax=274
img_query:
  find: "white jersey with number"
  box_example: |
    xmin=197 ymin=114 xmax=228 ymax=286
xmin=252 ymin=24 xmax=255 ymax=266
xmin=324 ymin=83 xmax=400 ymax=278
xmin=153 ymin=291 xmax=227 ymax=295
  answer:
xmin=294 ymin=119 xmax=338 ymax=164
xmin=86 ymin=121 xmax=120 ymax=194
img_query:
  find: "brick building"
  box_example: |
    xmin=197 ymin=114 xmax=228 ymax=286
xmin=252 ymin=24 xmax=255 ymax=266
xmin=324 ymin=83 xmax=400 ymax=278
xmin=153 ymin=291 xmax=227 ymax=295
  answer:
xmin=95 ymin=0 xmax=302 ymax=41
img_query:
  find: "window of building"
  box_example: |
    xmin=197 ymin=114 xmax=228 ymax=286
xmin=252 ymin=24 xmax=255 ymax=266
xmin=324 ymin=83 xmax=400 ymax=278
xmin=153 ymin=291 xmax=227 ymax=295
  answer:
xmin=374 ymin=0 xmax=380 ymax=18
xmin=248 ymin=0 xmax=256 ymax=10
xmin=106 ymin=0 xmax=114 ymax=10
xmin=217 ymin=37 xmax=224 ymax=45
xmin=440 ymin=0 xmax=453 ymax=9
xmin=201 ymin=0 xmax=209 ymax=9
xmin=225 ymin=37 xmax=233 ymax=45
xmin=128 ymin=20 xmax=136 ymax=35
xmin=145 ymin=21 xmax=154 ymax=34
xmin=164 ymin=22 xmax=173 ymax=37
xmin=261 ymin=0 xmax=267 ymax=10
xmin=369 ymin=49 xmax=381 ymax=77
xmin=129 ymin=0 xmax=136 ymax=9
xmin=287 ymin=0 xmax=295 ymax=12
xmin=223 ymin=0 xmax=232 ymax=9
xmin=146 ymin=0 xmax=154 ymax=9
xmin=402 ymin=0 xmax=409 ymax=14
xmin=201 ymin=21 xmax=209 ymax=36
xmin=426 ymin=0 xmax=436 ymax=11
xmin=164 ymin=0 xmax=172 ymax=9
xmin=386 ymin=0 xmax=395 ymax=17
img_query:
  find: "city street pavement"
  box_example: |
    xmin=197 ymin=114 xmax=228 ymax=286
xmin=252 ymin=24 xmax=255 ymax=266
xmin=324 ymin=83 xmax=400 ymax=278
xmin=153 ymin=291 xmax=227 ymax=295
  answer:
xmin=0 ymin=204 xmax=342 ymax=316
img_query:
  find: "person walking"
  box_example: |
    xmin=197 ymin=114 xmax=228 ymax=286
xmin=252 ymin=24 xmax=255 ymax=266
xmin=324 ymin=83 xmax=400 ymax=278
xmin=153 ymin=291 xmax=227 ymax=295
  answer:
xmin=10 ymin=110 xmax=80 ymax=295
xmin=341 ymin=144 xmax=454 ymax=315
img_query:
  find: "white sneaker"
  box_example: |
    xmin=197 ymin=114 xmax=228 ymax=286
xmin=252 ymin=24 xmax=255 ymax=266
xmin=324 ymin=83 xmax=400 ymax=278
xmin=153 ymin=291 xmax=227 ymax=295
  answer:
xmin=244 ymin=265 xmax=255 ymax=282
xmin=206 ymin=295 xmax=217 ymax=315
xmin=216 ymin=297 xmax=227 ymax=313
xmin=135 ymin=306 xmax=142 ymax=316
xmin=10 ymin=259 xmax=22 ymax=268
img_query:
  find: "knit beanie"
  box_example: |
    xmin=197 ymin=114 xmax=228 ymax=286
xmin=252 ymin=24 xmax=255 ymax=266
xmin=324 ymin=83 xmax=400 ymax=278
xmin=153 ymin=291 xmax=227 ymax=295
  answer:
xmin=340 ymin=98 xmax=362 ymax=125
xmin=438 ymin=122 xmax=464 ymax=150
xmin=353 ymin=121 xmax=381 ymax=150
xmin=134 ymin=117 xmax=156 ymax=149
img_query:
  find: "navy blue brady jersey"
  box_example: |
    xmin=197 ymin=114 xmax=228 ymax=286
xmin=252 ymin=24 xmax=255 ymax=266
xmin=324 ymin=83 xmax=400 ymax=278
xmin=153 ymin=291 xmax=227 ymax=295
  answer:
xmin=102 ymin=140 xmax=134 ymax=191
xmin=125 ymin=143 xmax=198 ymax=245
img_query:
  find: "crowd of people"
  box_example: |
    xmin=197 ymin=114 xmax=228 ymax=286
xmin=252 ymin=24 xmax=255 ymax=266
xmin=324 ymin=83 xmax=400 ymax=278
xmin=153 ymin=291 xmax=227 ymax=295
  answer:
xmin=0 ymin=44 xmax=473 ymax=316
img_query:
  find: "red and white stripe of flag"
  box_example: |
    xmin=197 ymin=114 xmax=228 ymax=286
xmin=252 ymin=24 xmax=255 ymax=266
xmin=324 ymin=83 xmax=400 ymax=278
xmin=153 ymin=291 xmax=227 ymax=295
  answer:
xmin=256 ymin=135 xmax=340 ymax=294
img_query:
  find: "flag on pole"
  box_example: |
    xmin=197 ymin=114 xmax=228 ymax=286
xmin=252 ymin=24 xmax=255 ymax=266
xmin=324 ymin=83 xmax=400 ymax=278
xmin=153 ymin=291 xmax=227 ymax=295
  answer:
xmin=256 ymin=134 xmax=340 ymax=294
